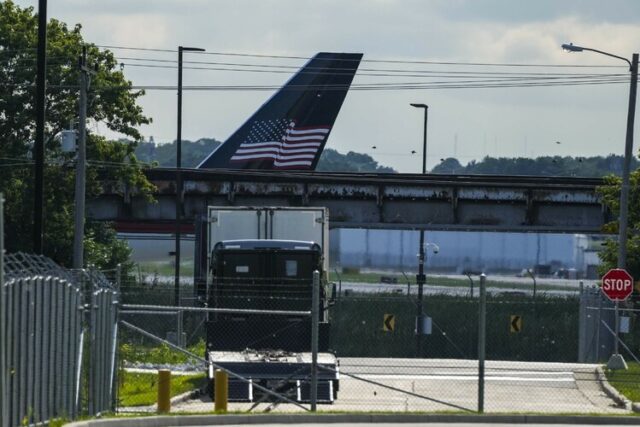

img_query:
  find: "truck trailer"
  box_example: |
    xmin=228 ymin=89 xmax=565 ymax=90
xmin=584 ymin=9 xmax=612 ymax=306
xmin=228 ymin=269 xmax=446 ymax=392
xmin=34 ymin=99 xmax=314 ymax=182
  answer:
xmin=194 ymin=207 xmax=338 ymax=403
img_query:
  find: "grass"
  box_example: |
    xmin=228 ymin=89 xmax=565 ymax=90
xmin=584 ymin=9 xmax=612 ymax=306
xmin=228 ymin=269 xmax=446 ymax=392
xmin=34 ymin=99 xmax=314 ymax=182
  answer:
xmin=137 ymin=261 xmax=194 ymax=278
xmin=118 ymin=371 xmax=207 ymax=407
xmin=120 ymin=339 xmax=206 ymax=365
xmin=605 ymin=362 xmax=640 ymax=402
xmin=329 ymin=271 xmax=576 ymax=292
xmin=133 ymin=262 xmax=575 ymax=293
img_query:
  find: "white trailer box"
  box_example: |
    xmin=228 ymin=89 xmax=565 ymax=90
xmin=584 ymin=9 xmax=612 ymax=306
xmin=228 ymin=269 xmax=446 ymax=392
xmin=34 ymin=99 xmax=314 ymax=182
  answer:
xmin=206 ymin=206 xmax=329 ymax=274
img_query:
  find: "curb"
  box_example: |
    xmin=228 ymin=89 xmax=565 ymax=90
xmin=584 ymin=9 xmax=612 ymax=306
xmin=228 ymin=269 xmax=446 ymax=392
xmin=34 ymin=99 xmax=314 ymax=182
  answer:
xmin=596 ymin=366 xmax=632 ymax=410
xmin=66 ymin=413 xmax=640 ymax=427
xmin=170 ymin=389 xmax=201 ymax=406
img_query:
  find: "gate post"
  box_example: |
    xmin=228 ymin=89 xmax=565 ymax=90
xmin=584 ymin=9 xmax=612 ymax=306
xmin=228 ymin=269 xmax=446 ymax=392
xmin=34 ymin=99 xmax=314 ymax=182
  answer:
xmin=0 ymin=194 xmax=5 ymax=427
xmin=477 ymin=273 xmax=486 ymax=413
xmin=310 ymin=270 xmax=319 ymax=411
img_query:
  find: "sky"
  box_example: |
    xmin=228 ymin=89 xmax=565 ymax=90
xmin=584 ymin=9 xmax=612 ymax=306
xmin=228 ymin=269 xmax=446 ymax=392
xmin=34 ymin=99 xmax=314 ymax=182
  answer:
xmin=16 ymin=0 xmax=640 ymax=172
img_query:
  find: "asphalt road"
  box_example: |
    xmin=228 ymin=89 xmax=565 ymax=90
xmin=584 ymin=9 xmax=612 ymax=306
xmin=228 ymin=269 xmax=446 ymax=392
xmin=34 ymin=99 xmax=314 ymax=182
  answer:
xmin=167 ymin=425 xmax=637 ymax=427
xmin=165 ymin=358 xmax=626 ymax=414
xmin=339 ymin=281 xmax=579 ymax=297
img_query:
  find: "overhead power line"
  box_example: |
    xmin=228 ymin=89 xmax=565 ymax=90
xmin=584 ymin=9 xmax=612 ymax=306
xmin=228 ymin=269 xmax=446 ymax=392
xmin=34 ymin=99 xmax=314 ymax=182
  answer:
xmin=96 ymin=44 xmax=626 ymax=68
xmin=3 ymin=44 xmax=627 ymax=68
xmin=114 ymin=58 xmax=627 ymax=80
xmin=0 ymin=76 xmax=632 ymax=92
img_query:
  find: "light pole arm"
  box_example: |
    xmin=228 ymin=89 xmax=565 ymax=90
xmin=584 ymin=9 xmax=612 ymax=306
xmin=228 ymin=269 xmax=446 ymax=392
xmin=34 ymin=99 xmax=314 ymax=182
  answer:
xmin=579 ymin=47 xmax=632 ymax=69
xmin=562 ymin=43 xmax=632 ymax=68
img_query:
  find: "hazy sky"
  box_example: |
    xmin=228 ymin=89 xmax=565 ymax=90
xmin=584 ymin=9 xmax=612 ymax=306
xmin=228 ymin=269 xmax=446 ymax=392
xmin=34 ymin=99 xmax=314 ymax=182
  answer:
xmin=16 ymin=0 xmax=640 ymax=172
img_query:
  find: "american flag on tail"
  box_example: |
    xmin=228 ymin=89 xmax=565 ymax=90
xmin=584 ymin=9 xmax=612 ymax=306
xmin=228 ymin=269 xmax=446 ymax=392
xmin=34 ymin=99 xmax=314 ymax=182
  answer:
xmin=229 ymin=119 xmax=329 ymax=169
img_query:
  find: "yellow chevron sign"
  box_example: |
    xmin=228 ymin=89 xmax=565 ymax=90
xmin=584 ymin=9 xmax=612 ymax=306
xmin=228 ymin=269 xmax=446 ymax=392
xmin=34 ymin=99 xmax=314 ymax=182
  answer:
xmin=510 ymin=315 xmax=522 ymax=333
xmin=383 ymin=314 xmax=395 ymax=332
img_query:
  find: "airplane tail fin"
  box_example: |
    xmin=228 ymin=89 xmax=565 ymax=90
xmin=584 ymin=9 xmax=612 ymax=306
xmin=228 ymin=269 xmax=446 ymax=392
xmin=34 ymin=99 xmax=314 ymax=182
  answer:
xmin=197 ymin=52 xmax=363 ymax=170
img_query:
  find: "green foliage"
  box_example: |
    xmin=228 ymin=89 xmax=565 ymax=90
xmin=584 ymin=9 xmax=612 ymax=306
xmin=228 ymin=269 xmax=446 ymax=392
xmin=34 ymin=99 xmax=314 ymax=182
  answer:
xmin=119 ymin=339 xmax=206 ymax=365
xmin=605 ymin=362 xmax=640 ymax=402
xmin=135 ymin=141 xmax=397 ymax=173
xmin=0 ymin=1 xmax=153 ymax=269
xmin=84 ymin=224 xmax=135 ymax=272
xmin=135 ymin=138 xmax=221 ymax=168
xmin=432 ymin=155 xmax=638 ymax=177
xmin=432 ymin=157 xmax=465 ymax=174
xmin=597 ymin=170 xmax=640 ymax=279
xmin=317 ymin=148 xmax=396 ymax=173
xmin=118 ymin=371 xmax=206 ymax=407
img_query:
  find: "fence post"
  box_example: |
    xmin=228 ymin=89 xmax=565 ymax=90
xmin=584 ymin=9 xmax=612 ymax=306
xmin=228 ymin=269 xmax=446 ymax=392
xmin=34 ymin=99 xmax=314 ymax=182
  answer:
xmin=0 ymin=193 xmax=5 ymax=427
xmin=477 ymin=273 xmax=486 ymax=413
xmin=310 ymin=270 xmax=319 ymax=411
xmin=596 ymin=293 xmax=602 ymax=361
xmin=115 ymin=264 xmax=122 ymax=290
xmin=157 ymin=369 xmax=171 ymax=413
xmin=112 ymin=264 xmax=121 ymax=412
xmin=214 ymin=369 xmax=228 ymax=412
xmin=177 ymin=310 xmax=184 ymax=348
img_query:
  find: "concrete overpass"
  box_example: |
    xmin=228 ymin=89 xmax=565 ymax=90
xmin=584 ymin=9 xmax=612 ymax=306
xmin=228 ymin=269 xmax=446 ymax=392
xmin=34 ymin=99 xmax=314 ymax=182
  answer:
xmin=88 ymin=169 xmax=610 ymax=234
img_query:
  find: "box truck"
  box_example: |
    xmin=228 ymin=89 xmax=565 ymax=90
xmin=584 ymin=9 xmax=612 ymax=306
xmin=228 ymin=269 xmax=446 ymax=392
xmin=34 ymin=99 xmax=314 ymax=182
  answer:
xmin=194 ymin=207 xmax=338 ymax=402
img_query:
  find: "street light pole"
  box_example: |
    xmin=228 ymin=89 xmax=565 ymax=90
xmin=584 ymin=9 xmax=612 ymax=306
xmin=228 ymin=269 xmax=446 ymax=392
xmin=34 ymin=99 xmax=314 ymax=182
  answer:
xmin=619 ymin=53 xmax=638 ymax=269
xmin=562 ymin=42 xmax=636 ymax=371
xmin=175 ymin=46 xmax=205 ymax=307
xmin=561 ymin=43 xmax=638 ymax=269
xmin=411 ymin=103 xmax=428 ymax=357
xmin=411 ymin=103 xmax=429 ymax=174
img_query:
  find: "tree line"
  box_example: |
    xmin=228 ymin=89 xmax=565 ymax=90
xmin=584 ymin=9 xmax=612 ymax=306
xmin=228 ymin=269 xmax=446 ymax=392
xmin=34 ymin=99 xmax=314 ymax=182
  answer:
xmin=134 ymin=139 xmax=397 ymax=173
xmin=136 ymin=138 xmax=638 ymax=178
xmin=432 ymin=155 xmax=639 ymax=177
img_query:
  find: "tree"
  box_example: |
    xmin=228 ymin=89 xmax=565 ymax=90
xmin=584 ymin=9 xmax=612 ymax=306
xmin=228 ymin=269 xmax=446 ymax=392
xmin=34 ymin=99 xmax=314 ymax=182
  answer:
xmin=597 ymin=169 xmax=640 ymax=279
xmin=316 ymin=148 xmax=396 ymax=173
xmin=0 ymin=1 xmax=153 ymax=270
xmin=135 ymin=138 xmax=222 ymax=168
xmin=430 ymin=154 xmax=638 ymax=177
xmin=431 ymin=157 xmax=464 ymax=174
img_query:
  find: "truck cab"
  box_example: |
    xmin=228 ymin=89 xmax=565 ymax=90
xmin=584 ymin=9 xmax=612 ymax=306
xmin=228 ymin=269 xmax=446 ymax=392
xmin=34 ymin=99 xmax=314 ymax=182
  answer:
xmin=196 ymin=207 xmax=338 ymax=402
xmin=207 ymin=239 xmax=330 ymax=352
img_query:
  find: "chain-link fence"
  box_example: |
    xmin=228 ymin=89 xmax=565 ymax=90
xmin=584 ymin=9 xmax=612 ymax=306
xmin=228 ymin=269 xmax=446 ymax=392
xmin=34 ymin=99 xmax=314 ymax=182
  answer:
xmin=115 ymin=272 xmax=330 ymax=413
xmin=0 ymin=246 xmax=119 ymax=425
xmin=111 ymin=268 xmax=637 ymax=415
xmin=326 ymin=273 xmax=634 ymax=414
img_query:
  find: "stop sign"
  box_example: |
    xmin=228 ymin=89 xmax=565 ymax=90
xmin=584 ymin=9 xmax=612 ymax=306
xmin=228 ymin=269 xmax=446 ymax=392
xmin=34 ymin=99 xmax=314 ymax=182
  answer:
xmin=601 ymin=269 xmax=634 ymax=301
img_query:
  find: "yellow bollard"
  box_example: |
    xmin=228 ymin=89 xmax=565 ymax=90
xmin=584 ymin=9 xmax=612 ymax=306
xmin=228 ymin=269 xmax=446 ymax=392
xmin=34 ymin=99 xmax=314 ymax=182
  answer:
xmin=214 ymin=369 xmax=228 ymax=412
xmin=157 ymin=369 xmax=171 ymax=413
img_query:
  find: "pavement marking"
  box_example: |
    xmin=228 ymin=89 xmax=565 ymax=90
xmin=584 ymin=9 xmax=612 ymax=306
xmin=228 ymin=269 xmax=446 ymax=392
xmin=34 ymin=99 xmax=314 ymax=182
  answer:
xmin=124 ymin=368 xmax=204 ymax=376
xmin=345 ymin=370 xmax=575 ymax=376
xmin=357 ymin=374 xmax=574 ymax=382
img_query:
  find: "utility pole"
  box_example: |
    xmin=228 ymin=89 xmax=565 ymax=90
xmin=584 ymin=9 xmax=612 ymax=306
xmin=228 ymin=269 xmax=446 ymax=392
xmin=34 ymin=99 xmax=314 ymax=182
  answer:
xmin=175 ymin=46 xmax=205 ymax=306
xmin=410 ymin=103 xmax=428 ymax=357
xmin=175 ymin=47 xmax=185 ymax=307
xmin=33 ymin=0 xmax=48 ymax=254
xmin=73 ymin=46 xmax=95 ymax=269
